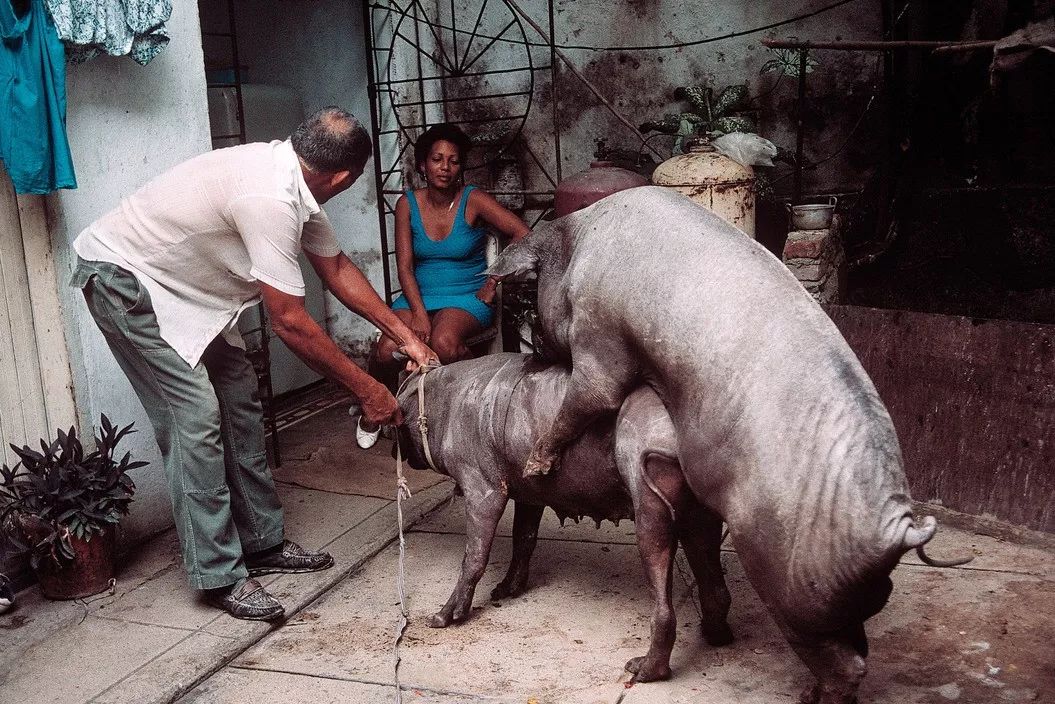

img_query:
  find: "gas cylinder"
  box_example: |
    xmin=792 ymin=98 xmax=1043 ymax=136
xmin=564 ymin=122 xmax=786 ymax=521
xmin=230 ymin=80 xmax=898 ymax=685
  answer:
xmin=553 ymin=160 xmax=649 ymax=218
xmin=651 ymin=142 xmax=756 ymax=237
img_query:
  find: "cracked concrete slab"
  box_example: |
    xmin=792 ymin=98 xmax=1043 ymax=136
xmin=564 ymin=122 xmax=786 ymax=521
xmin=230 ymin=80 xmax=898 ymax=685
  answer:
xmin=208 ymin=499 xmax=1054 ymax=704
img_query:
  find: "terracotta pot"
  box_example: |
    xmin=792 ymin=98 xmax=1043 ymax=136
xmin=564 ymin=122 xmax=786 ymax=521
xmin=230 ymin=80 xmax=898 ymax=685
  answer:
xmin=34 ymin=526 xmax=116 ymax=600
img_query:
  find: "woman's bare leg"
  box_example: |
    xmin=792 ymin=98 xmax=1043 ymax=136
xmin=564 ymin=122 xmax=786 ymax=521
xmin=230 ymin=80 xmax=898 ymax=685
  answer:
xmin=429 ymin=308 xmax=485 ymax=364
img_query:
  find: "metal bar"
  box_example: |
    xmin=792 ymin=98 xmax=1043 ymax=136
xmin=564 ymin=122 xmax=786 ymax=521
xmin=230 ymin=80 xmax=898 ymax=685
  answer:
xmin=382 ymin=141 xmax=412 ymax=188
xmin=529 ymin=209 xmax=553 ymax=227
xmin=460 ymin=19 xmax=517 ymax=74
xmin=211 ymin=133 xmax=244 ymax=140
xmin=376 ymin=64 xmax=546 ymax=86
xmin=411 ymin=1 xmax=430 ymax=146
xmin=380 ymin=113 xmax=523 ymax=134
xmin=504 ymin=0 xmax=663 ymax=160
xmin=449 ymin=0 xmax=458 ymax=68
xmin=364 ymin=2 xmax=396 ymax=305
xmin=459 ymin=0 xmax=489 ymax=71
xmin=763 ymin=38 xmax=998 ymax=52
xmin=793 ymin=49 xmax=807 ymax=204
xmin=393 ymin=29 xmax=443 ymax=70
xmin=393 ymin=89 xmax=532 ymax=108
xmin=488 ymin=190 xmax=556 ymax=196
xmin=226 ymin=0 xmax=246 ymax=145
xmin=521 ymin=139 xmax=559 ymax=188
xmin=931 ymin=41 xmax=1005 ymax=55
xmin=202 ymin=31 xmax=234 ymax=38
xmin=548 ymin=0 xmax=562 ymax=182
xmin=412 ymin=0 xmax=455 ymax=72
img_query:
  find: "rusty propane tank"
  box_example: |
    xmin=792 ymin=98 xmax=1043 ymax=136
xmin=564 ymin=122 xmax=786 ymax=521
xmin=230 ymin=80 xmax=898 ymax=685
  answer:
xmin=553 ymin=160 xmax=649 ymax=218
xmin=651 ymin=141 xmax=756 ymax=237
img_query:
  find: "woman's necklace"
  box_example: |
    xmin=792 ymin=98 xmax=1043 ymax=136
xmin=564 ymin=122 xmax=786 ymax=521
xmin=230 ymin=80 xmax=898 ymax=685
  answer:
xmin=428 ymin=187 xmax=457 ymax=212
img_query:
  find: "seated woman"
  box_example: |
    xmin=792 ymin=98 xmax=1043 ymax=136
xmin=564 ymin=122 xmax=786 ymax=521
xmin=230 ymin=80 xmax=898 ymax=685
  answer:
xmin=357 ymin=123 xmax=529 ymax=448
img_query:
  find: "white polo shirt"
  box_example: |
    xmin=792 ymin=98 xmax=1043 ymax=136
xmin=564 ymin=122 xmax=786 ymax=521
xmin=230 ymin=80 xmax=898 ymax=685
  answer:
xmin=74 ymin=139 xmax=342 ymax=367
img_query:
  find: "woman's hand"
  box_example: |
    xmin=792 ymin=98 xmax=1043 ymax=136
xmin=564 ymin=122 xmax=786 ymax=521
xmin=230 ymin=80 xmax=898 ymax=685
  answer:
xmin=410 ymin=311 xmax=432 ymax=343
xmin=475 ymin=276 xmax=500 ymax=307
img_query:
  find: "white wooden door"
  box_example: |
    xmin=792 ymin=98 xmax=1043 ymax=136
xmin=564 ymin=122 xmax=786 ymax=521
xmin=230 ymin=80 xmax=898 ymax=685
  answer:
xmin=0 ymin=166 xmax=77 ymax=467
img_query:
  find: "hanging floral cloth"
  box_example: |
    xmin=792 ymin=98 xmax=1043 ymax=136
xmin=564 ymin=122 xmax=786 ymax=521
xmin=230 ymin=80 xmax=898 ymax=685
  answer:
xmin=45 ymin=0 xmax=172 ymax=65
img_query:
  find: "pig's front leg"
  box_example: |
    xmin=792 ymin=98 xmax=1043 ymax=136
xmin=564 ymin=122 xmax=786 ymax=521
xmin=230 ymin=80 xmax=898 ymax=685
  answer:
xmin=525 ymin=341 xmax=638 ymax=476
xmin=491 ymin=501 xmax=545 ymax=600
xmin=428 ymin=486 xmax=508 ymax=628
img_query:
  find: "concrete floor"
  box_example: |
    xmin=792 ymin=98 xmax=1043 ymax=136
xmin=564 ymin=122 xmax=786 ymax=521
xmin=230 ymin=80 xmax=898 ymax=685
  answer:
xmin=181 ymin=492 xmax=1054 ymax=704
xmin=2 ymin=400 xmax=1053 ymax=704
xmin=0 ymin=403 xmax=452 ymax=704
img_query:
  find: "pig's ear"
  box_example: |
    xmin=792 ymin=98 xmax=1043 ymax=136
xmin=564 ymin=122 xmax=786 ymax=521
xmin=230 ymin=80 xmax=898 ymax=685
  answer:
xmin=487 ymin=234 xmax=541 ymax=280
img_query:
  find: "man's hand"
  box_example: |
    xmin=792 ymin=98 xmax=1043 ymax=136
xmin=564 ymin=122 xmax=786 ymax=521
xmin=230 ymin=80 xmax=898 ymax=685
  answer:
xmin=410 ymin=311 xmax=432 ymax=343
xmin=401 ymin=336 xmax=440 ymax=370
xmin=359 ymin=378 xmax=404 ymax=426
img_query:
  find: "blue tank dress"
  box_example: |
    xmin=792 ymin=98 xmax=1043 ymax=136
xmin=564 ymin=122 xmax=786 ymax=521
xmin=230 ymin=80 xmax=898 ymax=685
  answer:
xmin=391 ymin=185 xmax=494 ymax=327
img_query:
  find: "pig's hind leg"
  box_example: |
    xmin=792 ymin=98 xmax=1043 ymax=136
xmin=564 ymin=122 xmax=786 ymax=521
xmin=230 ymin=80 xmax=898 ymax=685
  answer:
xmin=677 ymin=503 xmax=734 ymax=647
xmin=624 ymin=452 xmax=686 ymax=682
xmin=490 ymin=501 xmax=545 ymax=600
xmin=428 ymin=484 xmax=508 ymax=628
xmin=525 ymin=337 xmax=638 ymax=476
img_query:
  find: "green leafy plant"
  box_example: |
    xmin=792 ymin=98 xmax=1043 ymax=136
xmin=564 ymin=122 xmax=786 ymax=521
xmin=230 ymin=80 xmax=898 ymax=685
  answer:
xmin=0 ymin=416 xmax=142 ymax=570
xmin=760 ymin=47 xmax=820 ymax=78
xmin=641 ymin=83 xmax=756 ymax=153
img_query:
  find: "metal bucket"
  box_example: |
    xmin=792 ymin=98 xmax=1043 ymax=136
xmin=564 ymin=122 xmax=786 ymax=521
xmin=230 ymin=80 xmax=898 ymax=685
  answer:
xmin=788 ymin=196 xmax=837 ymax=231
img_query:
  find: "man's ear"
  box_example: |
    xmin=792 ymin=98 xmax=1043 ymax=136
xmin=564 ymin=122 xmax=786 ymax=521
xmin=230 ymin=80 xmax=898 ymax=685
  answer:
xmin=330 ymin=170 xmax=354 ymax=190
xmin=487 ymin=233 xmax=542 ymax=280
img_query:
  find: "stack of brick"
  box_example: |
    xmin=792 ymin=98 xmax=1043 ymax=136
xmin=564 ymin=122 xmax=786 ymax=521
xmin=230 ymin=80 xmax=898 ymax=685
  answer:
xmin=782 ymin=215 xmax=846 ymax=304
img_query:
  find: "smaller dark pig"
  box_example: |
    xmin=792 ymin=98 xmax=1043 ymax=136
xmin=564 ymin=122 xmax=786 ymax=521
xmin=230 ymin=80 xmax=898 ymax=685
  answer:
xmin=396 ymin=353 xmax=731 ymax=681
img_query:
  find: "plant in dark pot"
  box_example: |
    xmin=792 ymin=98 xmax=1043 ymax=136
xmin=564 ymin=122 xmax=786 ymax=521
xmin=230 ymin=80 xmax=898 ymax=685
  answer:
xmin=0 ymin=415 xmax=143 ymax=600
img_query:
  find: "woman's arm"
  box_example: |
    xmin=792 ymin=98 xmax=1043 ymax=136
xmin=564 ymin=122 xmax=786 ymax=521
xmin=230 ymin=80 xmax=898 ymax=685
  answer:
xmin=394 ymin=195 xmax=432 ymax=340
xmin=469 ymin=189 xmax=531 ymax=243
xmin=469 ymin=189 xmax=531 ymax=306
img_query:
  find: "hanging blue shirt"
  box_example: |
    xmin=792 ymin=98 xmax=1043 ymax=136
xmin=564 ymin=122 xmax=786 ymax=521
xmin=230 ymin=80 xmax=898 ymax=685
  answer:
xmin=0 ymin=0 xmax=76 ymax=194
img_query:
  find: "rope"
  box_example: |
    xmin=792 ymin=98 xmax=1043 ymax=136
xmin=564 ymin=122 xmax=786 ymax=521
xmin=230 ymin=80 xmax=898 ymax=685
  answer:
xmin=392 ymin=440 xmax=412 ymax=704
xmin=390 ymin=361 xmax=440 ymax=703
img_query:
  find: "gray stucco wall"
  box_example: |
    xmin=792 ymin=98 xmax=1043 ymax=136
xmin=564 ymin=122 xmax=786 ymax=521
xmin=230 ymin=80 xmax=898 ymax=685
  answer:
xmin=47 ymin=0 xmax=212 ymax=546
xmin=429 ymin=0 xmax=883 ymax=197
xmin=231 ymin=0 xmax=384 ymax=360
xmin=544 ymin=0 xmax=883 ymax=194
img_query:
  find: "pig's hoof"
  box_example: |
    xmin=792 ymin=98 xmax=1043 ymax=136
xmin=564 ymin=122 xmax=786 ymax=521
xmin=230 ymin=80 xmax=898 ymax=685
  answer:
xmin=426 ymin=612 xmax=452 ymax=628
xmin=703 ymin=622 xmax=734 ymax=647
xmin=624 ymin=656 xmax=671 ymax=682
xmin=490 ymin=580 xmax=523 ymax=600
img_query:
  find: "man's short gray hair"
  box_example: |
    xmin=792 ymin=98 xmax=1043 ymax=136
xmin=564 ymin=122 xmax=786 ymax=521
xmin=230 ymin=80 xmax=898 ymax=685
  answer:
xmin=291 ymin=106 xmax=372 ymax=173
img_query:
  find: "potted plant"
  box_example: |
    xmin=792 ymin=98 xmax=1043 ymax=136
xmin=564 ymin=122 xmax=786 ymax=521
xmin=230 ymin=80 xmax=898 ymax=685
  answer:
xmin=640 ymin=82 xmax=758 ymax=154
xmin=0 ymin=415 xmax=143 ymax=600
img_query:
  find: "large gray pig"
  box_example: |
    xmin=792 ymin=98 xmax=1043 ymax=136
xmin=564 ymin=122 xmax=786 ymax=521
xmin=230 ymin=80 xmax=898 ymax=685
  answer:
xmin=487 ymin=186 xmax=962 ymax=704
xmin=396 ymin=353 xmax=732 ymax=682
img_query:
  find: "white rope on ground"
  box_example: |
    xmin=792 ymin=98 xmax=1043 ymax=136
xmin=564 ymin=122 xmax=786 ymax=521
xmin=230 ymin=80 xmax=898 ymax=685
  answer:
xmin=391 ymin=362 xmax=441 ymax=703
xmin=393 ymin=439 xmax=412 ymax=704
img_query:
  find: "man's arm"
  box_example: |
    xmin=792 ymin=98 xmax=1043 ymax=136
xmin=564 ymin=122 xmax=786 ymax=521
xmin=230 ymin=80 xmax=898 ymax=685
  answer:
xmin=259 ymin=283 xmax=403 ymax=425
xmin=305 ymin=250 xmax=438 ymax=368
